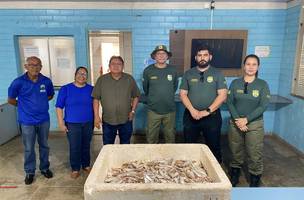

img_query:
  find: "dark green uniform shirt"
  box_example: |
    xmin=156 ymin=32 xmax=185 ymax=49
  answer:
xmin=227 ymin=77 xmax=270 ymax=123
xmin=180 ymin=66 xmax=227 ymax=110
xmin=142 ymin=64 xmax=178 ymax=114
xmin=92 ymin=73 xmax=140 ymax=125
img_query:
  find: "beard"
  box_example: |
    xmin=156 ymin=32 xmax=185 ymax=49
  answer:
xmin=197 ymin=59 xmax=210 ymax=69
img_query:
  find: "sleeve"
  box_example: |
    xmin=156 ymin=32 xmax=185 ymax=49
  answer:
xmin=226 ymin=81 xmax=240 ymax=120
xmin=46 ymin=79 xmax=55 ymax=97
xmin=55 ymin=85 xmax=67 ymax=109
xmin=142 ymin=68 xmax=149 ymax=95
xmin=91 ymin=77 xmax=102 ymax=100
xmin=216 ymin=72 xmax=227 ymax=90
xmin=246 ymin=81 xmax=271 ymax=122
xmin=131 ymin=77 xmax=141 ymax=98
xmin=179 ymin=73 xmax=189 ymax=91
xmin=8 ymin=79 xmax=20 ymax=99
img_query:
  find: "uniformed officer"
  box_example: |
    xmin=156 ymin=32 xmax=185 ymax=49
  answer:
xmin=142 ymin=45 xmax=178 ymax=143
xmin=180 ymin=45 xmax=227 ymax=163
xmin=227 ymin=54 xmax=270 ymax=187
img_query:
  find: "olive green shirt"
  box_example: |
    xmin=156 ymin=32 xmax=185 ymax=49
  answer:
xmin=227 ymin=77 xmax=270 ymax=123
xmin=92 ymin=73 xmax=140 ymax=125
xmin=142 ymin=64 xmax=178 ymax=114
xmin=180 ymin=66 xmax=227 ymax=110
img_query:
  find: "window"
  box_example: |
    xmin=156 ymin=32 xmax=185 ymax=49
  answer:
xmin=18 ymin=36 xmax=76 ymax=87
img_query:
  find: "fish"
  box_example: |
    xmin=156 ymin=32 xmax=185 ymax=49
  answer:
xmin=104 ymin=159 xmax=213 ymax=184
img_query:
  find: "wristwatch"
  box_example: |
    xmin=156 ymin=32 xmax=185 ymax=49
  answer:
xmin=206 ymin=108 xmax=212 ymax=114
xmin=131 ymin=110 xmax=135 ymax=114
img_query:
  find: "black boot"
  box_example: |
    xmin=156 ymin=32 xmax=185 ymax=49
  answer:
xmin=250 ymin=174 xmax=261 ymax=187
xmin=230 ymin=167 xmax=240 ymax=187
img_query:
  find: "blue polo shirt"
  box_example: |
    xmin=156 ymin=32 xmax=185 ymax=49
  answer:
xmin=8 ymin=73 xmax=54 ymax=125
xmin=55 ymin=83 xmax=94 ymax=123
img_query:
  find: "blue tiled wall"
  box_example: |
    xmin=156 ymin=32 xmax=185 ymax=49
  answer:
xmin=0 ymin=7 xmax=297 ymax=147
xmin=274 ymin=5 xmax=304 ymax=152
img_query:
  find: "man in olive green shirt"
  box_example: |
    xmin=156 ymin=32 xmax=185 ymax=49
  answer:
xmin=92 ymin=56 xmax=140 ymax=145
xmin=180 ymin=45 xmax=227 ymax=163
xmin=143 ymin=45 xmax=178 ymax=143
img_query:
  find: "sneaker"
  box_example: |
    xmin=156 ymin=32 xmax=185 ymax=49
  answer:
xmin=70 ymin=171 xmax=80 ymax=179
xmin=25 ymin=174 xmax=34 ymax=185
xmin=83 ymin=167 xmax=91 ymax=174
xmin=41 ymin=169 xmax=53 ymax=179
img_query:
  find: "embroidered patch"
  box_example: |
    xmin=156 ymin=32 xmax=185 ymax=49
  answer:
xmin=190 ymin=78 xmax=199 ymax=82
xmin=167 ymin=74 xmax=172 ymax=81
xmin=252 ymin=90 xmax=259 ymax=97
xmin=207 ymin=76 xmax=213 ymax=83
xmin=236 ymin=89 xmax=244 ymax=94
xmin=40 ymin=84 xmax=46 ymax=93
xmin=150 ymin=76 xmax=158 ymax=80
xmin=228 ymin=90 xmax=231 ymax=94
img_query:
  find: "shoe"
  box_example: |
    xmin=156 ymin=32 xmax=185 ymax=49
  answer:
xmin=41 ymin=169 xmax=53 ymax=179
xmin=249 ymin=174 xmax=261 ymax=187
xmin=83 ymin=167 xmax=91 ymax=174
xmin=70 ymin=171 xmax=80 ymax=179
xmin=24 ymin=174 xmax=34 ymax=185
xmin=230 ymin=167 xmax=240 ymax=187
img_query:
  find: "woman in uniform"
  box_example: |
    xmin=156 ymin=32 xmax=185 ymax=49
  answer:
xmin=56 ymin=67 xmax=94 ymax=179
xmin=227 ymin=54 xmax=270 ymax=187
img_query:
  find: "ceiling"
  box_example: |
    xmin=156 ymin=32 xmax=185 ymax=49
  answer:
xmin=0 ymin=0 xmax=292 ymax=2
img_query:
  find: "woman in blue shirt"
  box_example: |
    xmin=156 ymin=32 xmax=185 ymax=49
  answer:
xmin=56 ymin=67 xmax=94 ymax=179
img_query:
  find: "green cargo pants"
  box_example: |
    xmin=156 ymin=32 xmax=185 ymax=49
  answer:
xmin=146 ymin=110 xmax=176 ymax=144
xmin=228 ymin=119 xmax=264 ymax=175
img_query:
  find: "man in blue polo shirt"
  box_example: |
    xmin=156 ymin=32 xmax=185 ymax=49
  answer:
xmin=8 ymin=56 xmax=54 ymax=185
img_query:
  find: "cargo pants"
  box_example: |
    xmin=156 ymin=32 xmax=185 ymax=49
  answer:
xmin=228 ymin=119 xmax=264 ymax=175
xmin=146 ymin=110 xmax=176 ymax=144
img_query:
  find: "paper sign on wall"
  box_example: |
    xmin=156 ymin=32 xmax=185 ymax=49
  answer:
xmin=255 ymin=46 xmax=271 ymax=58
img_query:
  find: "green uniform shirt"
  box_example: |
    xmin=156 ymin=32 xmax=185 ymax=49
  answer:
xmin=142 ymin=64 xmax=178 ymax=114
xmin=92 ymin=73 xmax=140 ymax=125
xmin=180 ymin=66 xmax=227 ymax=110
xmin=227 ymin=77 xmax=270 ymax=123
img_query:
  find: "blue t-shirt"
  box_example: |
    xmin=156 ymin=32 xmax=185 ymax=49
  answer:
xmin=8 ymin=73 xmax=54 ymax=125
xmin=55 ymin=83 xmax=94 ymax=123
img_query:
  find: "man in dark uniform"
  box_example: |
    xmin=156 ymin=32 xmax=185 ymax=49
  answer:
xmin=180 ymin=45 xmax=227 ymax=163
xmin=142 ymin=45 xmax=178 ymax=143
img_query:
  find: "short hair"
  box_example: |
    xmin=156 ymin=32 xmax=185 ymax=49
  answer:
xmin=195 ymin=45 xmax=213 ymax=55
xmin=109 ymin=56 xmax=124 ymax=65
xmin=26 ymin=56 xmax=42 ymax=66
xmin=243 ymin=54 xmax=260 ymax=66
xmin=74 ymin=66 xmax=88 ymax=77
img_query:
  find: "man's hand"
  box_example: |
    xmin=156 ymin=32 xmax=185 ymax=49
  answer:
xmin=128 ymin=111 xmax=135 ymax=121
xmin=235 ymin=118 xmax=248 ymax=132
xmin=198 ymin=110 xmax=210 ymax=119
xmin=94 ymin=116 xmax=102 ymax=129
xmin=190 ymin=108 xmax=201 ymax=120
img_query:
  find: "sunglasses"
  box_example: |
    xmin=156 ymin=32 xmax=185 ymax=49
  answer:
xmin=199 ymin=72 xmax=204 ymax=82
xmin=244 ymin=82 xmax=248 ymax=94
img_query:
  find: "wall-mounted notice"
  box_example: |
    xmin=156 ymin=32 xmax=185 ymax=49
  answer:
xmin=255 ymin=46 xmax=271 ymax=58
xmin=23 ymin=45 xmax=40 ymax=58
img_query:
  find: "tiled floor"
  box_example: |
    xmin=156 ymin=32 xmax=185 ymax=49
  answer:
xmin=0 ymin=133 xmax=303 ymax=200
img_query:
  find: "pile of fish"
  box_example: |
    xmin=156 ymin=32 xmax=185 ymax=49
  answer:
xmin=104 ymin=159 xmax=213 ymax=184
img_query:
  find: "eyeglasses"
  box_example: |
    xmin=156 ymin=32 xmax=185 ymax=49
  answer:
xmin=26 ymin=64 xmax=41 ymax=68
xmin=244 ymin=82 xmax=248 ymax=94
xmin=199 ymin=72 xmax=204 ymax=82
xmin=76 ymin=72 xmax=87 ymax=77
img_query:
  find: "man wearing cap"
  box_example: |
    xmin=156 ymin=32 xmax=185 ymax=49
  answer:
xmin=142 ymin=45 xmax=178 ymax=143
xmin=8 ymin=56 xmax=54 ymax=185
xmin=180 ymin=45 xmax=227 ymax=163
xmin=92 ymin=56 xmax=140 ymax=145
